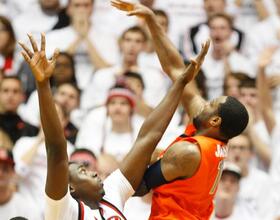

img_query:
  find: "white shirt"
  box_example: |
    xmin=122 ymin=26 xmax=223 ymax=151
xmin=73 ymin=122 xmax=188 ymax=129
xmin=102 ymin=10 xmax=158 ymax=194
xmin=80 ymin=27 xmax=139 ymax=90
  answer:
xmin=45 ymin=169 xmax=135 ymax=220
xmin=13 ymin=136 xmax=74 ymax=211
xmin=202 ymin=50 xmax=253 ymax=100
xmin=0 ymin=192 xmax=42 ymax=220
xmin=46 ymin=26 xmax=119 ymax=89
xmin=154 ymin=0 xmax=205 ymax=45
xmin=80 ymin=65 xmax=167 ymax=110
xmin=13 ymin=3 xmax=59 ymax=42
xmin=239 ymin=167 xmax=269 ymax=215
xmin=75 ymin=107 xmax=144 ymax=161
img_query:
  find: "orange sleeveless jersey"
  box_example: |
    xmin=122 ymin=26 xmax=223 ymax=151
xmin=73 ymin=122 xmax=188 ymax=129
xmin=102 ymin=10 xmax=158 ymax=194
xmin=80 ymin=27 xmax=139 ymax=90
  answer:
xmin=149 ymin=125 xmax=227 ymax=220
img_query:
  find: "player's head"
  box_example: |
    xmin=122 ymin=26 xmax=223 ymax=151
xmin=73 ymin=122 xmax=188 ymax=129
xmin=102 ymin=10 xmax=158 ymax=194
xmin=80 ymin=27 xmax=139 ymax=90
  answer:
xmin=68 ymin=162 xmax=104 ymax=203
xmin=193 ymin=96 xmax=249 ymax=141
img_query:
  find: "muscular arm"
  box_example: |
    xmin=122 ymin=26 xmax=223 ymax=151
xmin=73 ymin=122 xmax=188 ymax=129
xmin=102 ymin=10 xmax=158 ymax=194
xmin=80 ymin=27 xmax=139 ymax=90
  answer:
xmin=111 ymin=0 xmax=207 ymax=118
xmin=161 ymin=141 xmax=201 ymax=181
xmin=19 ymin=34 xmax=68 ymax=200
xmin=120 ymin=59 xmax=200 ymax=190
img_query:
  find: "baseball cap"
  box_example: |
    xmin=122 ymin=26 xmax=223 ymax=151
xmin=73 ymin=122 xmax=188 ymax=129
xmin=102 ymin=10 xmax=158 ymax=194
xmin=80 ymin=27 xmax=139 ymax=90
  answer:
xmin=222 ymin=161 xmax=241 ymax=179
xmin=0 ymin=148 xmax=15 ymax=167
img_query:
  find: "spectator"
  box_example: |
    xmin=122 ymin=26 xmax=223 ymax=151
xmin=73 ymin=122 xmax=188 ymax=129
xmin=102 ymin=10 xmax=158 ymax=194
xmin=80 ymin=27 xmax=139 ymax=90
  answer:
xmin=0 ymin=148 xmax=41 ymax=220
xmin=18 ymin=52 xmax=77 ymax=127
xmin=13 ymin=0 xmax=61 ymax=42
xmin=46 ymin=0 xmax=119 ymax=89
xmin=123 ymin=71 xmax=153 ymax=118
xmin=212 ymin=161 xmax=258 ymax=219
xmin=0 ymin=128 xmax=13 ymax=150
xmin=183 ymin=0 xmax=244 ymax=57
xmin=227 ymin=134 xmax=269 ymax=217
xmin=0 ymin=16 xmax=21 ymax=76
xmin=81 ymin=26 xmax=167 ymax=110
xmin=76 ymin=84 xmax=144 ymax=161
xmin=201 ymin=13 xmax=253 ymax=100
xmin=70 ymin=148 xmax=98 ymax=172
xmin=0 ymin=76 xmax=38 ymax=144
xmin=223 ymin=72 xmax=249 ymax=98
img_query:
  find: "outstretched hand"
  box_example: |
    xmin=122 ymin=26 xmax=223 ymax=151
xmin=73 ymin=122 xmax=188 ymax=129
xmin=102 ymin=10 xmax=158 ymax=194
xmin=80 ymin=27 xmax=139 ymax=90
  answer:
xmin=181 ymin=39 xmax=210 ymax=83
xmin=111 ymin=0 xmax=153 ymax=18
xmin=18 ymin=33 xmax=59 ymax=83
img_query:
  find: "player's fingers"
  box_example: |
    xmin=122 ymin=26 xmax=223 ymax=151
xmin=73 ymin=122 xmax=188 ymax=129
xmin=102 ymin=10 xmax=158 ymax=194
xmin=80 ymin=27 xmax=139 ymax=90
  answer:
xmin=18 ymin=41 xmax=33 ymax=58
xmin=21 ymin=51 xmax=31 ymax=64
xmin=50 ymin=48 xmax=60 ymax=64
xmin=41 ymin=33 xmax=46 ymax=52
xmin=27 ymin=33 xmax=39 ymax=52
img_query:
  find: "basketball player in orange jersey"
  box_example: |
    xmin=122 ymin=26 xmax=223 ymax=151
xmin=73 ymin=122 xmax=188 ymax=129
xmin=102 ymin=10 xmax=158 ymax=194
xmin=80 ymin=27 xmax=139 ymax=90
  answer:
xmin=111 ymin=1 xmax=249 ymax=219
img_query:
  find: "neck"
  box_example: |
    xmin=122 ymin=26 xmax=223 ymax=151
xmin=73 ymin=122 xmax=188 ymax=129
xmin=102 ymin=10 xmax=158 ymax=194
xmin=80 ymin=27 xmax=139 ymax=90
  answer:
xmin=83 ymin=199 xmax=99 ymax=209
xmin=196 ymin=128 xmax=226 ymax=142
xmin=0 ymin=188 xmax=13 ymax=205
xmin=111 ymin=120 xmax=132 ymax=133
xmin=241 ymin=165 xmax=249 ymax=177
xmin=215 ymin=198 xmax=235 ymax=218
xmin=122 ymin=58 xmax=138 ymax=70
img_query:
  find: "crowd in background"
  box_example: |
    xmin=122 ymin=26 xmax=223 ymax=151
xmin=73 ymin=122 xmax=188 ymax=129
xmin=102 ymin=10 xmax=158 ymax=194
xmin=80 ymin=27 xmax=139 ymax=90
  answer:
xmin=1 ymin=0 xmax=280 ymax=219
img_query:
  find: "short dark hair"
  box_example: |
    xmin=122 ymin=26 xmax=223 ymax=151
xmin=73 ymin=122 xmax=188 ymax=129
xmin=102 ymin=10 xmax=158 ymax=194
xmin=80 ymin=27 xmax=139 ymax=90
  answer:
xmin=239 ymin=76 xmax=256 ymax=89
xmin=124 ymin=71 xmax=145 ymax=89
xmin=218 ymin=96 xmax=249 ymax=140
xmin=120 ymin=26 xmax=148 ymax=42
xmin=0 ymin=76 xmax=22 ymax=90
xmin=207 ymin=12 xmax=233 ymax=30
xmin=9 ymin=217 xmax=28 ymax=220
xmin=153 ymin=9 xmax=169 ymax=25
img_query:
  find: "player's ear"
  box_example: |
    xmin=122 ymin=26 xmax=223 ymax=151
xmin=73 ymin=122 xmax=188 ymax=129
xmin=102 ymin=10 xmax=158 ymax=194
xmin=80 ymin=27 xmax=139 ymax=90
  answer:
xmin=69 ymin=184 xmax=76 ymax=193
xmin=209 ymin=116 xmax=222 ymax=127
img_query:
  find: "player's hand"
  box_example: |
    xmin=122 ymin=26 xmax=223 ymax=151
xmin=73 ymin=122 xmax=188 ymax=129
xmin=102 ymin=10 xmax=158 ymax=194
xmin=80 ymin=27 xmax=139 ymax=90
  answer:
xmin=18 ymin=33 xmax=59 ymax=83
xmin=180 ymin=39 xmax=210 ymax=84
xmin=111 ymin=0 xmax=153 ymax=19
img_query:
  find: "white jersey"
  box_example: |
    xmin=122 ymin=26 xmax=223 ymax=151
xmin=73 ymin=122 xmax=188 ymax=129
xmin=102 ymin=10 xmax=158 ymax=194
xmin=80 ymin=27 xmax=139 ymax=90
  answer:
xmin=45 ymin=169 xmax=135 ymax=220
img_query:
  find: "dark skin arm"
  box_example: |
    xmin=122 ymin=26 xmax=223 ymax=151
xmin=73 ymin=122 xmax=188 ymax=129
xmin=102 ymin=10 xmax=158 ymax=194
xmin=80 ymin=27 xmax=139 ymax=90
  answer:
xmin=119 ymin=43 xmax=209 ymax=190
xmin=111 ymin=0 xmax=207 ymax=119
xmin=19 ymin=34 xmax=68 ymax=200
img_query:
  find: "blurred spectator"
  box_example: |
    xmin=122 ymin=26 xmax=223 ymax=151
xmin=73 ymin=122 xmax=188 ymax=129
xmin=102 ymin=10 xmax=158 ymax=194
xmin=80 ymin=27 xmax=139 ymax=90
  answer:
xmin=201 ymin=13 xmax=253 ymax=100
xmin=0 ymin=76 xmax=38 ymax=144
xmin=154 ymin=0 xmax=205 ymax=45
xmin=123 ymin=71 xmax=153 ymax=118
xmin=227 ymin=134 xmax=269 ymax=217
xmin=0 ymin=128 xmax=13 ymax=150
xmin=81 ymin=26 xmax=167 ymax=110
xmin=0 ymin=16 xmax=21 ymax=76
xmin=212 ymin=161 xmax=259 ymax=219
xmin=183 ymin=0 xmax=244 ymax=58
xmin=97 ymin=153 xmax=119 ymax=180
xmin=0 ymin=148 xmax=41 ymax=219
xmin=46 ymin=0 xmax=119 ymax=89
xmin=13 ymin=0 xmax=61 ymax=42
xmin=223 ymin=72 xmax=249 ymax=98
xmin=76 ymin=84 xmax=144 ymax=161
xmin=18 ymin=52 xmax=77 ymax=127
xmin=70 ymin=148 xmax=98 ymax=172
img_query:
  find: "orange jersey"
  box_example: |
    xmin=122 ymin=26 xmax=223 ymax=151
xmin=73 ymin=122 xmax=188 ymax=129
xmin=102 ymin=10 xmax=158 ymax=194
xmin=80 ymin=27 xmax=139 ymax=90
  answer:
xmin=150 ymin=125 xmax=227 ymax=220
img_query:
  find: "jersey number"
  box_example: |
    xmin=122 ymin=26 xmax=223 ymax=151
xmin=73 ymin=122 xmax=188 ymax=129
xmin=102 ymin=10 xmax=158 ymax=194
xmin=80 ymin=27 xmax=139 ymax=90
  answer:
xmin=209 ymin=160 xmax=224 ymax=195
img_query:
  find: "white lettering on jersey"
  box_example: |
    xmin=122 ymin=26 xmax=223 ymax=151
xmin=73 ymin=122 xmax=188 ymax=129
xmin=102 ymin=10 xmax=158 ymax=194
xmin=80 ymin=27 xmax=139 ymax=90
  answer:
xmin=215 ymin=144 xmax=228 ymax=158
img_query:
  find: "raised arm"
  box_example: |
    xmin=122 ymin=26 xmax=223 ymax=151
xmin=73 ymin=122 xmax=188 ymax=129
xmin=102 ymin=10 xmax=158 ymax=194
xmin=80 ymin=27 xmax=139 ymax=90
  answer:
xmin=119 ymin=42 xmax=209 ymax=190
xmin=19 ymin=34 xmax=68 ymax=200
xmin=111 ymin=0 xmax=207 ymax=118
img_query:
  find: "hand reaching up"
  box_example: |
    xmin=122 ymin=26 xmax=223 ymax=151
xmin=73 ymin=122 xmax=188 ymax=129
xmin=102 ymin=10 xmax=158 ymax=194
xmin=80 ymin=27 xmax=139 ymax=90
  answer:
xmin=181 ymin=39 xmax=210 ymax=84
xmin=111 ymin=0 xmax=153 ymax=19
xmin=18 ymin=33 xmax=59 ymax=83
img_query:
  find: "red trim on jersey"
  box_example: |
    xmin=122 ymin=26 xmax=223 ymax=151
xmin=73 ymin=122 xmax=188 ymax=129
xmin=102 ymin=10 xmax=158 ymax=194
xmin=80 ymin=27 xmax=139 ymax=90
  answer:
xmin=78 ymin=201 xmax=85 ymax=220
xmin=100 ymin=199 xmax=126 ymax=219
